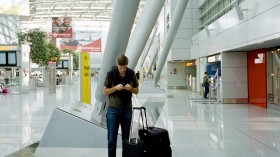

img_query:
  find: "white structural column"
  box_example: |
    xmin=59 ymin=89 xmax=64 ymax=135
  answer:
xmin=147 ymin=43 xmax=159 ymax=75
xmin=126 ymin=0 xmax=165 ymax=70
xmin=153 ymin=0 xmax=189 ymax=84
xmin=93 ymin=0 xmax=140 ymax=121
xmin=274 ymin=52 xmax=280 ymax=66
xmin=138 ymin=23 xmax=159 ymax=71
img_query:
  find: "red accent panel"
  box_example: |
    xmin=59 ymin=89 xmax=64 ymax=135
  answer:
xmin=248 ymin=49 xmax=267 ymax=108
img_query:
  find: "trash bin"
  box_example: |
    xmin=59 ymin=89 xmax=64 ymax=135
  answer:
xmin=4 ymin=78 xmax=9 ymax=85
xmin=191 ymin=77 xmax=196 ymax=92
xmin=29 ymin=78 xmax=37 ymax=90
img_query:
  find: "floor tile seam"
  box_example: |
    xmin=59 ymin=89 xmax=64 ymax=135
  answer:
xmin=165 ymin=92 xmax=205 ymax=157
xmin=171 ymin=134 xmax=204 ymax=156
xmin=202 ymin=106 xmax=280 ymax=154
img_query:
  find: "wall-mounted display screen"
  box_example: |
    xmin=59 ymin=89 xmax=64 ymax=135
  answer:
xmin=0 ymin=52 xmax=7 ymax=65
xmin=0 ymin=51 xmax=17 ymax=66
xmin=7 ymin=51 xmax=17 ymax=65
xmin=207 ymin=56 xmax=216 ymax=63
xmin=56 ymin=60 xmax=69 ymax=69
xmin=207 ymin=54 xmax=221 ymax=63
xmin=63 ymin=60 xmax=69 ymax=68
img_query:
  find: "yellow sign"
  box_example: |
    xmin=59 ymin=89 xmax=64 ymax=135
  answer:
xmin=0 ymin=45 xmax=19 ymax=51
xmin=185 ymin=62 xmax=193 ymax=66
xmin=81 ymin=52 xmax=91 ymax=105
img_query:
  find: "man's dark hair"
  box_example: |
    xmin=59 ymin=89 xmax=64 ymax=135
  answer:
xmin=204 ymin=72 xmax=208 ymax=74
xmin=116 ymin=54 xmax=128 ymax=66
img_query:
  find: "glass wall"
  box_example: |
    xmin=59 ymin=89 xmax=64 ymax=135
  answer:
xmin=199 ymin=0 xmax=244 ymax=29
xmin=267 ymin=49 xmax=280 ymax=106
xmin=0 ymin=15 xmax=19 ymax=44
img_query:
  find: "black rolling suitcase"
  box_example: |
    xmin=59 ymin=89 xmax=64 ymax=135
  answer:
xmin=138 ymin=107 xmax=172 ymax=157
xmin=123 ymin=107 xmax=145 ymax=157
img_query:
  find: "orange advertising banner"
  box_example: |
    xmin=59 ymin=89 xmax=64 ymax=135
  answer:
xmin=52 ymin=17 xmax=73 ymax=38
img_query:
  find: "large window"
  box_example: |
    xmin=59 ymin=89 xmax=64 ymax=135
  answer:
xmin=0 ymin=16 xmax=19 ymax=44
xmin=199 ymin=0 xmax=241 ymax=29
xmin=267 ymin=49 xmax=280 ymax=106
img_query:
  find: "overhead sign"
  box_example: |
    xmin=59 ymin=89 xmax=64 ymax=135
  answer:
xmin=0 ymin=45 xmax=19 ymax=51
xmin=255 ymin=53 xmax=264 ymax=64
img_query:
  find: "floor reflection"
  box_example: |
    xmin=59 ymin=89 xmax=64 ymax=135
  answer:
xmin=2 ymin=81 xmax=280 ymax=157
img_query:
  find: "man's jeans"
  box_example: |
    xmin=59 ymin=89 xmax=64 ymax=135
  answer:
xmin=204 ymin=86 xmax=209 ymax=98
xmin=106 ymin=106 xmax=132 ymax=157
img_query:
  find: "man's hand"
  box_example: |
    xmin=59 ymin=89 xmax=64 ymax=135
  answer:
xmin=115 ymin=84 xmax=125 ymax=91
xmin=124 ymin=84 xmax=138 ymax=94
xmin=124 ymin=84 xmax=132 ymax=91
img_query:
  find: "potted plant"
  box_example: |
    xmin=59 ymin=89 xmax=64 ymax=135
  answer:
xmin=18 ymin=29 xmax=61 ymax=87
xmin=18 ymin=29 xmax=61 ymax=67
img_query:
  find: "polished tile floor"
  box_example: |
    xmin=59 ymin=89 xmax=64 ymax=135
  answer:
xmin=1 ymin=80 xmax=280 ymax=157
xmin=0 ymin=83 xmax=80 ymax=157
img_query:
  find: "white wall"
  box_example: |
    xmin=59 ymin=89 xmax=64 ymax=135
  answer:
xmin=221 ymin=52 xmax=248 ymax=103
xmin=170 ymin=0 xmax=200 ymax=60
xmin=160 ymin=0 xmax=200 ymax=88
xmin=190 ymin=0 xmax=280 ymax=59
xmin=196 ymin=57 xmax=207 ymax=93
xmin=167 ymin=62 xmax=186 ymax=88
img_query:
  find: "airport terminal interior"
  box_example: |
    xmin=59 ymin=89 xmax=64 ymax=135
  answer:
xmin=1 ymin=0 xmax=280 ymax=157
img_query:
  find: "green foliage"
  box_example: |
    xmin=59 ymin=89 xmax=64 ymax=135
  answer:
xmin=62 ymin=48 xmax=79 ymax=69
xmin=18 ymin=29 xmax=61 ymax=67
xmin=62 ymin=48 xmax=73 ymax=54
xmin=47 ymin=42 xmax=61 ymax=62
xmin=72 ymin=52 xmax=79 ymax=70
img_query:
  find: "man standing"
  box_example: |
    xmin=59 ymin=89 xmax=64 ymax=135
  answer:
xmin=103 ymin=54 xmax=139 ymax=157
xmin=203 ymin=72 xmax=210 ymax=99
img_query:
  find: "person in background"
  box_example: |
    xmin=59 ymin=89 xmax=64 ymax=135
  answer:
xmin=103 ymin=54 xmax=139 ymax=157
xmin=203 ymin=72 xmax=210 ymax=99
xmin=136 ymin=71 xmax=140 ymax=81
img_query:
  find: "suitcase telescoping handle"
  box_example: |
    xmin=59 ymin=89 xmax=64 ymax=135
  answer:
xmin=139 ymin=107 xmax=149 ymax=130
xmin=132 ymin=95 xmax=149 ymax=130
xmin=128 ymin=107 xmax=144 ymax=143
xmin=132 ymin=107 xmax=148 ymax=130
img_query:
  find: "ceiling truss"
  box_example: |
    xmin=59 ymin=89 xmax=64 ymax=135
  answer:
xmin=20 ymin=0 xmax=145 ymax=31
